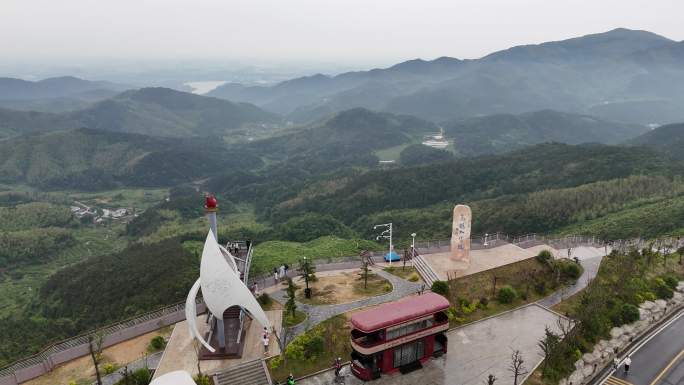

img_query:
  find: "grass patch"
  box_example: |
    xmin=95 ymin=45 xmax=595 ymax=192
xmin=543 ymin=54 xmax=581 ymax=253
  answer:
xmin=283 ymin=310 xmax=307 ymax=327
xmin=383 ymin=266 xmax=420 ymax=281
xmin=446 ymin=257 xmax=577 ymax=326
xmin=251 ymin=236 xmax=382 ymax=276
xmin=269 ymin=314 xmax=351 ymax=383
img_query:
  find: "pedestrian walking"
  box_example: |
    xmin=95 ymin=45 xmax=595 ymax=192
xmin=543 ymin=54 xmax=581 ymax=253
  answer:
xmin=279 ymin=264 xmax=286 ymax=279
xmin=262 ymin=333 xmax=270 ymax=355
xmin=333 ymin=357 xmax=342 ymax=377
xmin=287 ymin=374 xmax=295 ymax=385
xmin=612 ymin=357 xmax=619 ymax=371
xmin=274 ymin=268 xmax=279 ymax=283
xmin=624 ymin=356 xmax=631 ymax=374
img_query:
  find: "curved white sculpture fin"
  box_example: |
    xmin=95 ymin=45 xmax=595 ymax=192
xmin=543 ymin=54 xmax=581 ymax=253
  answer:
xmin=185 ymin=278 xmax=215 ymax=352
xmin=218 ymin=244 xmax=239 ymax=273
xmin=200 ymin=231 xmax=271 ymax=329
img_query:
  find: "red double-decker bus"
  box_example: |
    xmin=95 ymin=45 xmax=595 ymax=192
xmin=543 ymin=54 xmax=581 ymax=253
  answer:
xmin=349 ymin=292 xmax=450 ymax=380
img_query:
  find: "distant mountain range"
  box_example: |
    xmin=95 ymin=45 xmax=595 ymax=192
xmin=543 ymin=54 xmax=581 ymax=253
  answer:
xmin=0 ymin=76 xmax=129 ymax=113
xmin=628 ymin=122 xmax=684 ymax=160
xmin=208 ymin=28 xmax=684 ymax=125
xmin=0 ymin=87 xmax=279 ymax=139
xmin=445 ymin=110 xmax=649 ymax=156
xmin=0 ymin=128 xmax=263 ymax=189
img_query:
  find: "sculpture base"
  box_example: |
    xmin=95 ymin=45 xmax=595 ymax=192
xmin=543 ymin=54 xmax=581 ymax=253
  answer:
xmin=199 ymin=317 xmax=249 ymax=359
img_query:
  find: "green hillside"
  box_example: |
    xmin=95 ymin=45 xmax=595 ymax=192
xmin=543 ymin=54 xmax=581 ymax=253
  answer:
xmin=0 ymin=128 xmax=263 ymax=189
xmin=445 ymin=110 xmax=648 ymax=156
xmin=269 ymin=143 xmax=679 ymax=224
xmin=0 ymin=87 xmax=280 ymax=139
xmin=627 ymin=122 xmax=684 ymax=159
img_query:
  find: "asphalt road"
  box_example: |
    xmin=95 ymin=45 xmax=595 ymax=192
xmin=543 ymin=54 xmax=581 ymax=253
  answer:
xmin=606 ymin=310 xmax=684 ymax=385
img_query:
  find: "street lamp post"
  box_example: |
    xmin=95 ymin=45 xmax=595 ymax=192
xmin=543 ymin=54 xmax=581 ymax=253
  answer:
xmin=411 ymin=233 xmax=416 ymax=255
xmin=374 ymin=223 xmax=393 ymax=266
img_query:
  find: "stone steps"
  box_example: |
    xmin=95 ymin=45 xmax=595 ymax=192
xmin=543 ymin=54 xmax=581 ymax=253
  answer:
xmin=215 ymin=359 xmax=270 ymax=385
xmin=413 ymin=255 xmax=439 ymax=287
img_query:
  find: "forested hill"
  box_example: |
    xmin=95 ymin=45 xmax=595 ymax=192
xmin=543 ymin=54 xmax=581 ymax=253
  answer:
xmin=245 ymin=108 xmax=437 ymax=173
xmin=0 ymin=128 xmax=263 ymax=189
xmin=72 ymin=87 xmax=280 ymax=137
xmin=0 ymin=87 xmax=280 ymax=139
xmin=446 ymin=110 xmax=648 ymax=156
xmin=268 ymin=143 xmax=680 ymax=224
xmin=627 ymin=122 xmax=684 ymax=159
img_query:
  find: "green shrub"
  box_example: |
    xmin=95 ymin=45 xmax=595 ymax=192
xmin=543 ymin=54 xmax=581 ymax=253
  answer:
xmin=664 ymin=276 xmax=679 ymax=290
xmin=497 ymin=286 xmax=517 ymax=304
xmin=130 ymin=367 xmax=151 ymax=385
xmin=654 ymin=278 xmax=674 ymax=299
xmin=270 ymin=356 xmax=283 ymax=369
xmin=148 ymin=335 xmax=166 ymax=352
xmin=620 ymin=304 xmax=640 ymax=324
xmin=560 ymin=262 xmax=582 ymax=280
xmin=431 ymin=281 xmax=449 ymax=297
xmin=536 ymin=249 xmax=552 ymax=263
xmin=407 ymin=272 xmax=420 ymax=282
xmin=194 ymin=374 xmax=211 ymax=385
xmin=641 ymin=291 xmax=657 ymax=301
xmin=102 ymin=363 xmax=117 ymax=375
xmin=383 ymin=283 xmax=392 ymax=292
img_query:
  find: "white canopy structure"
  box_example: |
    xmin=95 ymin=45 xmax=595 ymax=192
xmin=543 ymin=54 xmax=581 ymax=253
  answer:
xmin=185 ymin=231 xmax=271 ymax=352
xmin=150 ymin=370 xmax=196 ymax=385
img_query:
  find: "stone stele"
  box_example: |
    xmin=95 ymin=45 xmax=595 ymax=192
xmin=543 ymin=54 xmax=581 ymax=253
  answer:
xmin=450 ymin=204 xmax=472 ymax=263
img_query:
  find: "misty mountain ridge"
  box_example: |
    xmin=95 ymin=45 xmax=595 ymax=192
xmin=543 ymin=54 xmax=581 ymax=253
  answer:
xmin=0 ymin=87 xmax=279 ymax=139
xmin=208 ymin=28 xmax=684 ymax=124
xmin=627 ymin=122 xmax=684 ymax=160
xmin=0 ymin=76 xmax=127 ymax=100
xmin=445 ymin=109 xmax=649 ymax=156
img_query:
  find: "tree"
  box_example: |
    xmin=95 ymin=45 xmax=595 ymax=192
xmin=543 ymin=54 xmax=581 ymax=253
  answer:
xmin=285 ymin=278 xmax=297 ymax=318
xmin=88 ymin=333 xmax=104 ymax=385
xmin=359 ymin=260 xmax=370 ymax=289
xmin=537 ymin=326 xmax=560 ymax=373
xmin=509 ymin=350 xmax=529 ymax=385
xmin=298 ymin=257 xmax=317 ymax=297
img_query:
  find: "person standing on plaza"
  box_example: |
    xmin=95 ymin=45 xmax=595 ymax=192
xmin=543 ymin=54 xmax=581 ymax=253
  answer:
xmin=262 ymin=332 xmax=270 ymax=355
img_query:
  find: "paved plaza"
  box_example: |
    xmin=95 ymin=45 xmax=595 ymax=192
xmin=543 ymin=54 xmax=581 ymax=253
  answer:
xmin=423 ymin=243 xmax=538 ymax=280
xmin=298 ymin=304 xmax=567 ymax=385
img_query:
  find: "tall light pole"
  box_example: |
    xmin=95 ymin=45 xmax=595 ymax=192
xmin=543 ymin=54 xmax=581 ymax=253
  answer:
xmin=411 ymin=233 xmax=417 ymax=256
xmin=374 ymin=223 xmax=393 ymax=266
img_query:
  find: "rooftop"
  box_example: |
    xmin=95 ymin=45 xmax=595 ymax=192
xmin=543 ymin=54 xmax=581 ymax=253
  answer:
xmin=350 ymin=292 xmax=449 ymax=332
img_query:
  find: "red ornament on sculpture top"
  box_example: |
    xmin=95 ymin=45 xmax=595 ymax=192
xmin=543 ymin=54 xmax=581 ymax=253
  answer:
xmin=205 ymin=195 xmax=218 ymax=211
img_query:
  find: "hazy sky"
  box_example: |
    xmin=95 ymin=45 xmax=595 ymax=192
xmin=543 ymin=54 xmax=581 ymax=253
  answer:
xmin=2 ymin=0 xmax=683 ymax=68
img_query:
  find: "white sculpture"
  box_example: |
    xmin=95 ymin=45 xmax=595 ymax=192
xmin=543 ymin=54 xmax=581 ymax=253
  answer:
xmin=185 ymin=231 xmax=271 ymax=352
xmin=150 ymin=371 xmax=196 ymax=385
